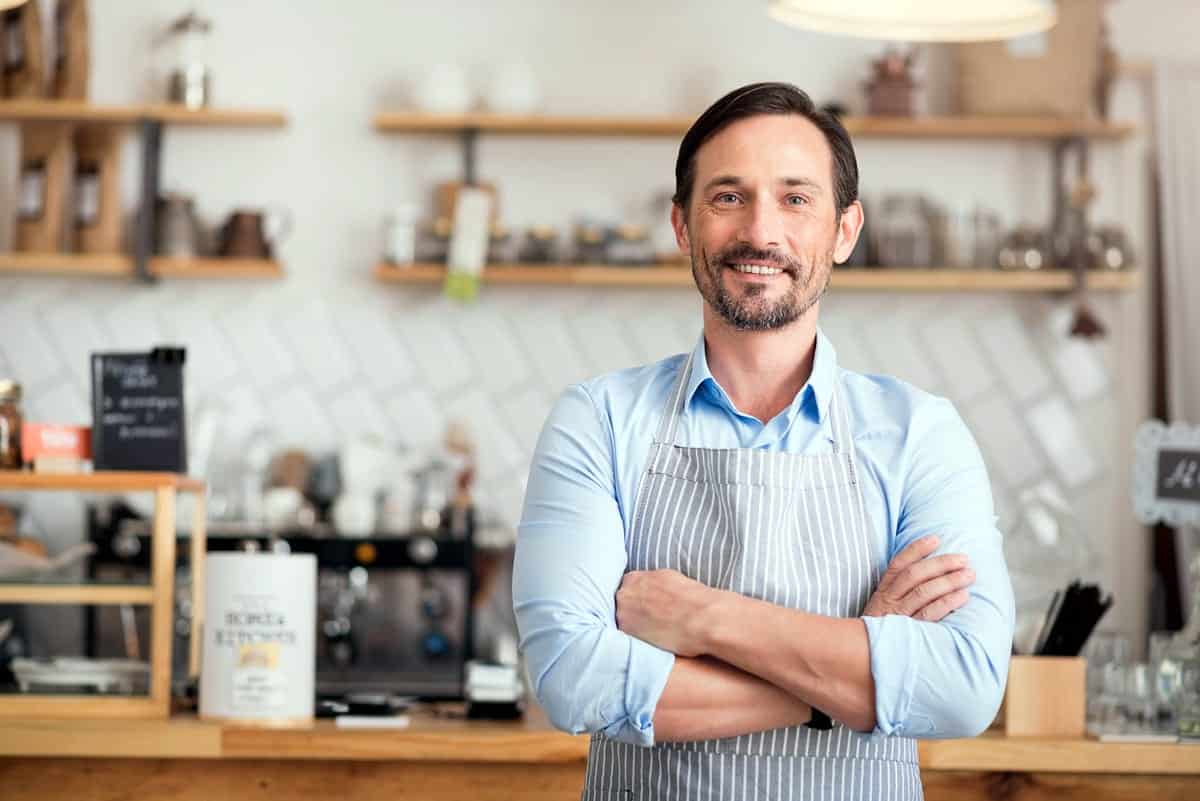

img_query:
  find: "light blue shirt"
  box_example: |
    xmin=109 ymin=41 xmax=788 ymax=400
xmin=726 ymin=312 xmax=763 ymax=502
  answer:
xmin=513 ymin=329 xmax=1015 ymax=747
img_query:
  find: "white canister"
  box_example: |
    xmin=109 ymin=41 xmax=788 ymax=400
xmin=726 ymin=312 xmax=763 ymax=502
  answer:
xmin=200 ymin=553 xmax=316 ymax=725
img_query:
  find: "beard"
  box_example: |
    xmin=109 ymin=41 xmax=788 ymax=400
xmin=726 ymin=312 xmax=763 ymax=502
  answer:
xmin=692 ymin=241 xmax=833 ymax=332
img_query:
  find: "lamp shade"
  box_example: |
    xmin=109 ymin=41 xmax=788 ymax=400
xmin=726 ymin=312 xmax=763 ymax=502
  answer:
xmin=767 ymin=0 xmax=1057 ymax=42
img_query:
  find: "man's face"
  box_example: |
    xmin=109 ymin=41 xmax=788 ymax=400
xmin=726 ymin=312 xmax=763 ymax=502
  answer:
xmin=671 ymin=114 xmax=862 ymax=331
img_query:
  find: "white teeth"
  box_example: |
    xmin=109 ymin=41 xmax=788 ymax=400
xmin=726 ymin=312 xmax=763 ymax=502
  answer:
xmin=730 ymin=263 xmax=782 ymax=275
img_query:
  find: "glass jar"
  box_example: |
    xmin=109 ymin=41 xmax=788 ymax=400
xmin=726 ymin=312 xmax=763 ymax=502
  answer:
xmin=1178 ymin=650 xmax=1200 ymax=741
xmin=160 ymin=11 xmax=213 ymax=108
xmin=573 ymin=223 xmax=609 ymax=264
xmin=0 ymin=380 xmax=23 ymax=470
xmin=517 ymin=225 xmax=559 ymax=263
xmin=874 ymin=194 xmax=933 ymax=268
xmin=383 ymin=203 xmax=419 ymax=267
xmin=415 ymin=217 xmax=453 ymax=263
xmin=608 ymin=224 xmax=654 ymax=265
xmin=486 ymin=222 xmax=516 ymax=264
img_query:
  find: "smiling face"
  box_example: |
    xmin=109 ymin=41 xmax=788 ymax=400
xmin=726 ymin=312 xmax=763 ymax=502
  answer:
xmin=671 ymin=114 xmax=863 ymax=332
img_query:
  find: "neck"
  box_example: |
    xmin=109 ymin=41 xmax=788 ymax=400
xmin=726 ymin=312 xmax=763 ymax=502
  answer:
xmin=701 ymin=304 xmax=820 ymax=424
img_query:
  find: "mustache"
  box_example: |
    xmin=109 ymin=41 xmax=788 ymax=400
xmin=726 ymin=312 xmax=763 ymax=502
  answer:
xmin=712 ymin=244 xmax=800 ymax=274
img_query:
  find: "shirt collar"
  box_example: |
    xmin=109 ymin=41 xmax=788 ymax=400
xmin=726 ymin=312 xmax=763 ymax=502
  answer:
xmin=683 ymin=327 xmax=838 ymax=425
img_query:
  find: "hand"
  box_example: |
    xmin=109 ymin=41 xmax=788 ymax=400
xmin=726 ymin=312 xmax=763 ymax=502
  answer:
xmin=616 ymin=569 xmax=715 ymax=657
xmin=863 ymin=535 xmax=974 ymax=622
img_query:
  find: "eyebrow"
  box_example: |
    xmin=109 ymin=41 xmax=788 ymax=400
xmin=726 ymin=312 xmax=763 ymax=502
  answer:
xmin=701 ymin=175 xmax=824 ymax=194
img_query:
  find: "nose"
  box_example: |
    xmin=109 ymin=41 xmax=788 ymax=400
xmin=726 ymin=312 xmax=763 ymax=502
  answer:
xmin=737 ymin=196 xmax=784 ymax=252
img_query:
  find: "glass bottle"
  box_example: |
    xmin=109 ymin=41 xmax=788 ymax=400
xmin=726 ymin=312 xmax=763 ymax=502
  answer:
xmin=1178 ymin=651 xmax=1200 ymax=741
xmin=0 ymin=380 xmax=22 ymax=470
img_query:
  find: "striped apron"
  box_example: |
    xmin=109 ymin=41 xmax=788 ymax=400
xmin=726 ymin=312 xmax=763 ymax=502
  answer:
xmin=582 ymin=351 xmax=922 ymax=800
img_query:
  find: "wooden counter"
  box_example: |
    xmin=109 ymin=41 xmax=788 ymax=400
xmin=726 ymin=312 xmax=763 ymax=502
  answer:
xmin=1 ymin=710 xmax=1197 ymax=800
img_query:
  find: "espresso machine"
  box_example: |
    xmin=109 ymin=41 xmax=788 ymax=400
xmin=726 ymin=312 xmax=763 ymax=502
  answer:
xmin=83 ymin=500 xmax=476 ymax=700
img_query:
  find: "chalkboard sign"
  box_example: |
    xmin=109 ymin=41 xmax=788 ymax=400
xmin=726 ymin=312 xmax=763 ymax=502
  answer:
xmin=90 ymin=347 xmax=187 ymax=472
xmin=1133 ymin=420 xmax=1200 ymax=525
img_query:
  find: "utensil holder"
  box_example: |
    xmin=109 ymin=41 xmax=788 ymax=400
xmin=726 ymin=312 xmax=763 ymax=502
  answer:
xmin=1004 ymin=655 xmax=1086 ymax=737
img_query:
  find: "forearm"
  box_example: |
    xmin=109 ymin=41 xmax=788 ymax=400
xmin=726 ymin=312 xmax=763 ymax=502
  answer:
xmin=653 ymin=655 xmax=813 ymax=742
xmin=697 ymin=591 xmax=876 ymax=732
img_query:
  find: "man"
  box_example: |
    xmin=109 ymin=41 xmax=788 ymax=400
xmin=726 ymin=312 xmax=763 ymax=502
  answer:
xmin=513 ymin=82 xmax=1014 ymax=800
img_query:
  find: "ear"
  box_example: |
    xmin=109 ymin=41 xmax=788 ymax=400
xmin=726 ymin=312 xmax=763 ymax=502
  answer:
xmin=832 ymin=200 xmax=864 ymax=264
xmin=671 ymin=203 xmax=691 ymax=256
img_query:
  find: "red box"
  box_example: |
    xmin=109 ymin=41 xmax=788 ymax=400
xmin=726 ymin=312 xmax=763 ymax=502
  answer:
xmin=21 ymin=423 xmax=92 ymax=462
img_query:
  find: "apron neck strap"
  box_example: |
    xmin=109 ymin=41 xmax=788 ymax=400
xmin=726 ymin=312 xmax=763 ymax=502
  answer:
xmin=827 ymin=374 xmax=849 ymax=455
xmin=655 ymin=350 xmax=694 ymax=445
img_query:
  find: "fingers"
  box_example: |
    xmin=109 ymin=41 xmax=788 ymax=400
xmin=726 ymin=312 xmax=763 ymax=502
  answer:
xmin=878 ymin=535 xmax=940 ymax=590
xmin=888 ymin=553 xmax=971 ymax=601
xmin=899 ymin=567 xmax=975 ymax=613
xmin=913 ymin=589 xmax=971 ymax=622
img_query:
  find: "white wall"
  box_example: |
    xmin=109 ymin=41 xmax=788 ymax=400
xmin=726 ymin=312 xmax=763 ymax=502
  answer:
xmin=1 ymin=0 xmax=1188 ymax=656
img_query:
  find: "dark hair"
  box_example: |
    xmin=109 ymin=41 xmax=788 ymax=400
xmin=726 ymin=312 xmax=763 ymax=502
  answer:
xmin=672 ymin=82 xmax=859 ymax=216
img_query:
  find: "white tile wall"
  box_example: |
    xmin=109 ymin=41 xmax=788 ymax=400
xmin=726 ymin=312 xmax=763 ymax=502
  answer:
xmin=977 ymin=310 xmax=1055 ymax=404
xmin=1027 ymin=395 xmax=1103 ymax=489
xmin=963 ymin=392 xmax=1045 ymax=491
xmin=277 ymin=300 xmax=359 ymax=394
xmin=920 ymin=314 xmax=997 ymax=403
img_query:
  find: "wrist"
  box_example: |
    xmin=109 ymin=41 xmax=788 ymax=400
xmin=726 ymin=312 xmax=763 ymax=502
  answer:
xmin=691 ymin=586 xmax=735 ymax=655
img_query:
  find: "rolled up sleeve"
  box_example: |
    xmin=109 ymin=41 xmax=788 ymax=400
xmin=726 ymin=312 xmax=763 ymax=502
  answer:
xmin=863 ymin=397 xmax=1015 ymax=739
xmin=513 ymin=384 xmax=675 ymax=747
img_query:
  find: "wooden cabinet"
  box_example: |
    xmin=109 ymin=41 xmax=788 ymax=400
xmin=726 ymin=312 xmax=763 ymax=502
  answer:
xmin=0 ymin=471 xmax=206 ymax=718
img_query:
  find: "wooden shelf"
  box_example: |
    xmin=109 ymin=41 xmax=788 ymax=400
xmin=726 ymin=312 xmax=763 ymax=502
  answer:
xmin=374 ymin=263 xmax=1140 ymax=292
xmin=0 ymin=253 xmax=131 ymax=276
xmin=0 ymin=100 xmax=287 ymax=127
xmin=0 ymin=471 xmax=204 ymax=493
xmin=148 ymin=258 xmax=284 ymax=279
xmin=374 ymin=112 xmax=1135 ymax=141
xmin=0 ymin=253 xmax=284 ymax=280
xmin=0 ymin=584 xmax=154 ymax=605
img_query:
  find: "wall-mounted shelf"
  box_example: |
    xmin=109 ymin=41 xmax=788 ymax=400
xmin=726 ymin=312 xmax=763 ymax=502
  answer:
xmin=374 ymin=112 xmax=1135 ymax=141
xmin=374 ymin=262 xmax=1140 ymax=293
xmin=148 ymin=258 xmax=284 ymax=279
xmin=0 ymin=254 xmax=284 ymax=280
xmin=0 ymin=101 xmax=287 ymax=127
xmin=0 ymin=102 xmax=288 ymax=284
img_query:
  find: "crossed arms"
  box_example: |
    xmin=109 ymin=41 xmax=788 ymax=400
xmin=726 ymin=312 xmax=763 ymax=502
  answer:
xmin=513 ymin=384 xmax=1015 ymax=746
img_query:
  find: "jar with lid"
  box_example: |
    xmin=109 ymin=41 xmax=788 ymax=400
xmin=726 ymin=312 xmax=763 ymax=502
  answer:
xmin=0 ymin=380 xmax=23 ymax=470
xmin=873 ymin=194 xmax=933 ymax=268
xmin=415 ymin=217 xmax=453 ymax=263
xmin=383 ymin=202 xmax=419 ymax=267
xmin=608 ymin=224 xmax=654 ymax=266
xmin=486 ymin=222 xmax=517 ymax=264
xmin=518 ymin=225 xmax=559 ymax=263
xmin=574 ymin=223 xmax=609 ymax=264
xmin=1179 ymin=651 xmax=1200 ymax=741
xmin=157 ymin=11 xmax=213 ymax=109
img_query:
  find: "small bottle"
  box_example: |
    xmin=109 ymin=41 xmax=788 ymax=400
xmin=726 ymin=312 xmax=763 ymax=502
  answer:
xmin=0 ymin=380 xmax=23 ymax=470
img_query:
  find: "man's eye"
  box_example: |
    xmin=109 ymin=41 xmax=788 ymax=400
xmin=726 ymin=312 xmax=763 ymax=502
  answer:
xmin=715 ymin=193 xmax=740 ymax=204
xmin=787 ymin=195 xmax=808 ymax=206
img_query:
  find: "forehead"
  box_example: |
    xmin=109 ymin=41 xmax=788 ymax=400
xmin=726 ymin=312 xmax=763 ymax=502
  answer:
xmin=694 ymin=113 xmax=834 ymax=189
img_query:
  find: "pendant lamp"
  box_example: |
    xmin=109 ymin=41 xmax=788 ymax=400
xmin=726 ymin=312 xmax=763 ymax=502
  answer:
xmin=767 ymin=0 xmax=1057 ymax=42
